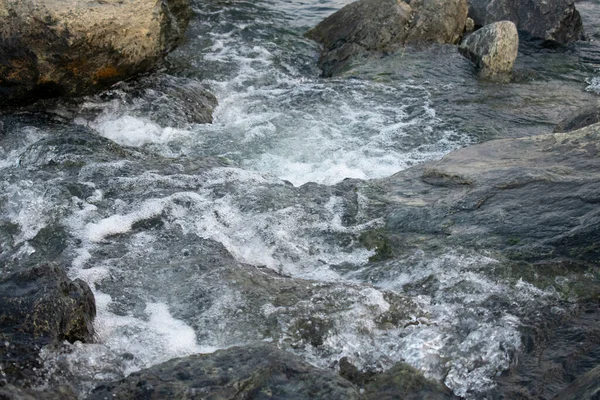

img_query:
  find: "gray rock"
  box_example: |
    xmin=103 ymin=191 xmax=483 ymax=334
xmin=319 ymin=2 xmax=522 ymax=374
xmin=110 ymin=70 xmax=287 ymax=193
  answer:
xmin=306 ymin=0 xmax=468 ymax=76
xmin=369 ymin=123 xmax=600 ymax=266
xmin=0 ymin=0 xmax=191 ymax=105
xmin=0 ymin=384 xmax=77 ymax=400
xmin=0 ymin=263 xmax=96 ymax=386
xmin=459 ymin=21 xmax=518 ymax=80
xmin=554 ymin=102 xmax=600 ymax=133
xmin=91 ymin=74 xmax=218 ymax=126
xmin=405 ymin=0 xmax=469 ymax=45
xmin=339 ymin=358 xmax=459 ymax=399
xmin=487 ymin=302 xmax=600 ymax=399
xmin=467 ymin=0 xmax=584 ymax=44
xmin=88 ymin=344 xmax=360 ymax=400
xmin=554 ymin=363 xmax=600 ymax=400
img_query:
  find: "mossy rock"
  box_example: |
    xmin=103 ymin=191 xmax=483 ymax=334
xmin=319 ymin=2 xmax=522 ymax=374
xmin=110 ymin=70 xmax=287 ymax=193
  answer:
xmin=362 ymin=362 xmax=457 ymax=399
xmin=292 ymin=317 xmax=333 ymax=347
xmin=359 ymin=228 xmax=395 ymax=262
xmin=499 ymin=260 xmax=600 ymax=302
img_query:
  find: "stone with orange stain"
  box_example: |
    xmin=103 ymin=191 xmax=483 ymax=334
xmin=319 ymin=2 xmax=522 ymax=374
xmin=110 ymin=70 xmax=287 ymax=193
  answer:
xmin=0 ymin=0 xmax=191 ymax=104
xmin=94 ymin=66 xmax=121 ymax=83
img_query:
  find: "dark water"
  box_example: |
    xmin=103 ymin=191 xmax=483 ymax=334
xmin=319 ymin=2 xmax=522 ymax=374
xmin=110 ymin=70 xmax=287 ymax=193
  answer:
xmin=1 ymin=0 xmax=600 ymax=398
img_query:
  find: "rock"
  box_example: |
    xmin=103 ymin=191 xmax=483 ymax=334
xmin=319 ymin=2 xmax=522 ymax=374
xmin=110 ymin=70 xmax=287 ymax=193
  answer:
xmin=362 ymin=362 xmax=459 ymax=399
xmin=0 ymin=384 xmax=77 ymax=400
xmin=459 ymin=21 xmax=518 ymax=80
xmin=465 ymin=17 xmax=475 ymax=32
xmin=404 ymin=0 xmax=469 ymax=45
xmin=554 ymin=363 xmax=600 ymax=400
xmin=88 ymin=344 xmax=360 ymax=400
xmin=0 ymin=0 xmax=191 ymax=105
xmin=467 ymin=0 xmax=583 ymax=45
xmin=339 ymin=358 xmax=458 ymax=399
xmin=354 ymin=123 xmax=600 ymax=398
xmin=305 ymin=0 xmax=413 ymax=77
xmin=0 ymin=263 xmax=96 ymax=385
xmin=554 ymin=102 xmax=600 ymax=133
xmin=306 ymin=0 xmax=468 ymax=76
xmin=366 ymin=123 xmax=600 ymax=266
xmin=486 ymin=302 xmax=600 ymax=398
xmin=85 ymin=74 xmax=218 ymax=127
xmin=6 ymin=73 xmax=218 ymax=127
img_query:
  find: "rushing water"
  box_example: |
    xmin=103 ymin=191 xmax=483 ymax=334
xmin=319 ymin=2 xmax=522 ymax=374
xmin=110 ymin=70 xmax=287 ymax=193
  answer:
xmin=2 ymin=0 xmax=600 ymax=398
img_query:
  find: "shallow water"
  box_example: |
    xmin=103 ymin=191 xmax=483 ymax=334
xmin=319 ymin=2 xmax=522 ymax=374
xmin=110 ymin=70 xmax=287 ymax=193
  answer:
xmin=1 ymin=0 xmax=600 ymax=398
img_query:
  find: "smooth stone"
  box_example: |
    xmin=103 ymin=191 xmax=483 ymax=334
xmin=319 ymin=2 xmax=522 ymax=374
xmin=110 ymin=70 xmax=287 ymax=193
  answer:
xmin=459 ymin=21 xmax=519 ymax=80
xmin=306 ymin=0 xmax=468 ymax=76
xmin=467 ymin=0 xmax=584 ymax=44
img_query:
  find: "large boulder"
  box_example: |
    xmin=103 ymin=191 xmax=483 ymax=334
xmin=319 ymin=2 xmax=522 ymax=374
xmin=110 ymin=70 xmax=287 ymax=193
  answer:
xmin=375 ymin=124 xmax=600 ymax=265
xmin=306 ymin=0 xmax=468 ymax=76
xmin=0 ymin=263 xmax=96 ymax=385
xmin=459 ymin=21 xmax=518 ymax=80
xmin=0 ymin=0 xmax=191 ymax=105
xmin=467 ymin=0 xmax=584 ymax=45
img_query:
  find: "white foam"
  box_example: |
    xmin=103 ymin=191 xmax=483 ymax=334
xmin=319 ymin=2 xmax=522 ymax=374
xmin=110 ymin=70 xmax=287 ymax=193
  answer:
xmin=2 ymin=181 xmax=54 ymax=243
xmin=85 ymin=198 xmax=168 ymax=243
xmin=93 ymin=299 xmax=204 ymax=375
xmin=81 ymin=115 xmax=191 ymax=148
xmin=586 ymin=76 xmax=600 ymax=94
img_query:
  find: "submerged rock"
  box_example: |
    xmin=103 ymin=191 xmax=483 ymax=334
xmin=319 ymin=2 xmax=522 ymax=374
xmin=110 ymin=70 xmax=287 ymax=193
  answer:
xmin=554 ymin=102 xmax=600 ymax=133
xmin=88 ymin=344 xmax=459 ymax=400
xmin=467 ymin=0 xmax=583 ymax=45
xmin=84 ymin=74 xmax=218 ymax=127
xmin=459 ymin=21 xmax=518 ymax=80
xmin=339 ymin=358 xmax=458 ymax=399
xmin=306 ymin=0 xmax=468 ymax=76
xmin=363 ymin=362 xmax=458 ymax=399
xmin=0 ymin=263 xmax=96 ymax=385
xmin=0 ymin=0 xmax=191 ymax=105
xmin=487 ymin=301 xmax=600 ymax=399
xmin=554 ymin=363 xmax=600 ymax=400
xmin=89 ymin=344 xmax=360 ymax=400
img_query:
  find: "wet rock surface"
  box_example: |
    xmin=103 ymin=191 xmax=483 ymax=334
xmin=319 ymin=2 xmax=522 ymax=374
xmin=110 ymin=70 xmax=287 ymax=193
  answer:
xmin=306 ymin=0 xmax=468 ymax=76
xmin=370 ymin=124 xmax=600 ymax=265
xmin=486 ymin=301 xmax=600 ymax=399
xmin=0 ymin=263 xmax=96 ymax=386
xmin=1 ymin=0 xmax=600 ymax=398
xmin=467 ymin=0 xmax=584 ymax=44
xmin=554 ymin=362 xmax=600 ymax=400
xmin=88 ymin=344 xmax=459 ymax=400
xmin=340 ymin=358 xmax=459 ymax=399
xmin=459 ymin=21 xmax=518 ymax=80
xmin=0 ymin=0 xmax=191 ymax=105
xmin=500 ymin=302 xmax=600 ymax=399
xmin=0 ymin=384 xmax=77 ymax=400
xmin=88 ymin=344 xmax=360 ymax=400
xmin=554 ymin=103 xmax=600 ymax=133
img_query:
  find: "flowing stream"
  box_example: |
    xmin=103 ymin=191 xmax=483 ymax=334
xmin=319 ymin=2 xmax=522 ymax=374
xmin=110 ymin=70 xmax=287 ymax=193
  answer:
xmin=1 ymin=0 xmax=600 ymax=398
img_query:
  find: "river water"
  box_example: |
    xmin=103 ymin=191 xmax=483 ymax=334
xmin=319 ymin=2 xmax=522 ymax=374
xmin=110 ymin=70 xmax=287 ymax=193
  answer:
xmin=1 ymin=0 xmax=599 ymax=398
